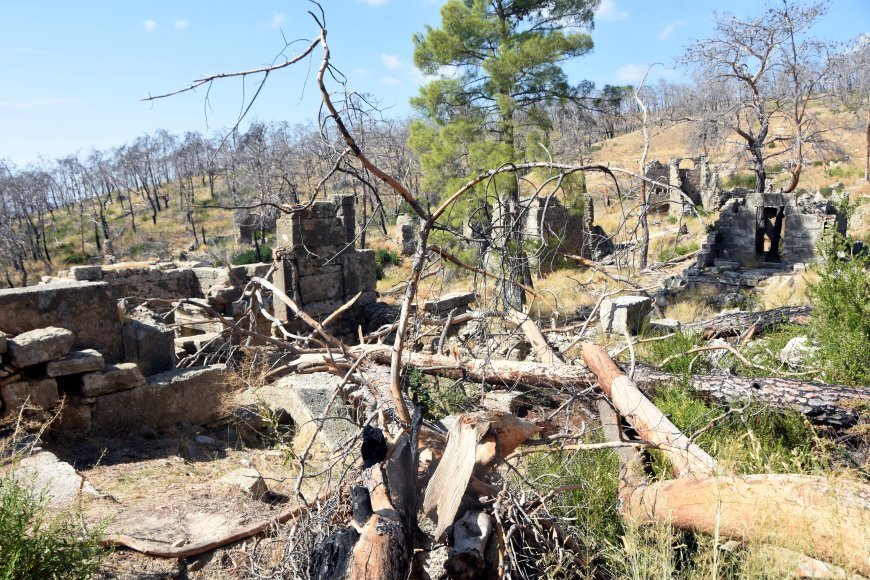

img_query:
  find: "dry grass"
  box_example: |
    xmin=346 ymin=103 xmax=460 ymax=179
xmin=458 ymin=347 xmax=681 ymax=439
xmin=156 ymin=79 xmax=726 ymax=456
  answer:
xmin=663 ymin=285 xmax=718 ymax=323
xmin=758 ymin=271 xmax=819 ymax=309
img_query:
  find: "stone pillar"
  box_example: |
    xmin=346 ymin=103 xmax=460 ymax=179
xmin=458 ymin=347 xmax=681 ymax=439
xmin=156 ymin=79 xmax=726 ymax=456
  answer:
xmin=333 ymin=194 xmax=356 ymax=246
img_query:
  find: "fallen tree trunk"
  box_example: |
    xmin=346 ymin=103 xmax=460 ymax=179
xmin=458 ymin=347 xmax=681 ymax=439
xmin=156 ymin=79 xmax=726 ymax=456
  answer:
xmin=683 ymin=306 xmax=811 ymax=339
xmin=579 ymin=343 xmax=719 ymax=479
xmin=632 ymin=365 xmax=868 ymax=428
xmin=620 ymin=474 xmax=870 ymax=576
xmin=351 ymin=346 xmax=867 ymax=428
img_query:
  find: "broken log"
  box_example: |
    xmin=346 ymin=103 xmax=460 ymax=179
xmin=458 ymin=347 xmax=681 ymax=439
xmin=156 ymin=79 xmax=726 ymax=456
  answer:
xmin=579 ymin=343 xmax=719 ymax=479
xmin=444 ymin=511 xmax=494 ymax=579
xmin=352 ymin=346 xmax=867 ymax=428
xmin=423 ymin=412 xmax=540 ymax=539
xmin=632 ymin=365 xmax=869 ymax=428
xmin=620 ymin=474 xmax=870 ymax=576
xmin=683 ymin=306 xmax=811 ymax=339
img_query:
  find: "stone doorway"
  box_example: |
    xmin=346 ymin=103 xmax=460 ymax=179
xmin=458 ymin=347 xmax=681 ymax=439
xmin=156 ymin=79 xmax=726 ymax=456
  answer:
xmin=755 ymin=206 xmax=785 ymax=262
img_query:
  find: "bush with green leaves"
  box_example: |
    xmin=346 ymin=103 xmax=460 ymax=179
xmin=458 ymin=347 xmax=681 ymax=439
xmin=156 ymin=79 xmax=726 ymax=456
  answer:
xmin=807 ymin=235 xmax=870 ymax=386
xmin=0 ymin=475 xmax=106 ymax=579
xmin=232 ymin=244 xmax=272 ymax=265
xmin=374 ymin=248 xmax=402 ymax=280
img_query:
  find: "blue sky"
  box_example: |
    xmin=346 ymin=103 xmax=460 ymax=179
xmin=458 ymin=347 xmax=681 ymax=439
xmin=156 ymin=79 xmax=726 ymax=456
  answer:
xmin=2 ymin=0 xmax=867 ymax=166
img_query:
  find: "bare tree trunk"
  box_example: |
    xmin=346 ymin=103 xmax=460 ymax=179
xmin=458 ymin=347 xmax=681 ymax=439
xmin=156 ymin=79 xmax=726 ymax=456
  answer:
xmin=620 ymin=474 xmax=870 ymax=576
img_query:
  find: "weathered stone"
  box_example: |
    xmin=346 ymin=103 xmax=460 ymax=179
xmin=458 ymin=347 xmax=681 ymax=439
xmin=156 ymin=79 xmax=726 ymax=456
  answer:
xmin=90 ymin=365 xmax=231 ymax=430
xmin=81 ymin=363 xmax=145 ymax=397
xmin=174 ymin=332 xmax=222 ymax=355
xmin=340 ymin=250 xmax=376 ymax=296
xmin=780 ymin=336 xmax=818 ymax=368
xmin=11 ymin=452 xmax=98 ymax=505
xmin=1 ymin=379 xmax=59 ymax=416
xmin=123 ymin=311 xmax=175 ymax=375
xmin=69 ymin=265 xmax=102 ymax=281
xmin=175 ymin=299 xmax=224 ymax=336
xmin=423 ymin=291 xmax=477 ymax=315
xmin=217 ymin=468 xmax=269 ymax=499
xmin=46 ymin=349 xmax=105 ymax=377
xmin=648 ymin=318 xmax=681 ymax=335
xmin=54 ymin=403 xmax=92 ymax=434
xmin=272 ymin=373 xmax=357 ymax=455
xmin=299 ymin=271 xmax=344 ymax=304
xmin=714 ymin=259 xmax=740 ymax=271
xmin=0 ymin=281 xmax=125 ymax=361
xmin=8 ymin=326 xmax=75 ymax=368
xmin=599 ymin=296 xmax=653 ymax=336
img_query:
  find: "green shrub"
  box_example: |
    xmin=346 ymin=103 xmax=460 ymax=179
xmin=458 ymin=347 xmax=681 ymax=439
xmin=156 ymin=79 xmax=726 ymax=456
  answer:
xmin=374 ymin=248 xmax=402 ymax=280
xmin=232 ymin=244 xmax=272 ymax=265
xmin=0 ymin=475 xmax=106 ymax=578
xmin=406 ymin=369 xmax=476 ymax=419
xmin=635 ymin=331 xmax=709 ymax=378
xmin=807 ymin=236 xmax=870 ymax=386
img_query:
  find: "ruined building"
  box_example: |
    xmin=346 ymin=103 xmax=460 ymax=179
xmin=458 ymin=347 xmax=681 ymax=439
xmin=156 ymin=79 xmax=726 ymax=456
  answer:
xmin=273 ymin=195 xmax=377 ymax=337
xmin=644 ymin=156 xmax=722 ymax=213
xmin=698 ymin=191 xmax=846 ymax=269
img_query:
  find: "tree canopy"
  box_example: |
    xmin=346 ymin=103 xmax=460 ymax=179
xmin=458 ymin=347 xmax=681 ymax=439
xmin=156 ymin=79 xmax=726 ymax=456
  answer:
xmin=409 ymin=0 xmax=598 ymax=198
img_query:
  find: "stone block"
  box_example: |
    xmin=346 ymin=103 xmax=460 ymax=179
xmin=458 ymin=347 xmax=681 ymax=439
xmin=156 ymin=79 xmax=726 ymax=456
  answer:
xmin=46 ymin=349 xmax=105 ymax=377
xmin=295 ymin=256 xmax=342 ymax=278
xmin=340 ymin=250 xmax=376 ymax=296
xmin=276 ymin=214 xmax=301 ymax=248
xmin=599 ymin=296 xmax=653 ymax=336
xmin=54 ymin=403 xmax=92 ymax=434
xmin=423 ymin=291 xmax=477 ymax=314
xmin=8 ymin=327 xmax=75 ymax=368
xmin=242 ymin=263 xmax=272 ymax=279
xmin=69 ymin=265 xmax=102 ymax=281
xmin=90 ymin=365 xmax=231 ymax=430
xmin=1 ymin=379 xmax=59 ymax=416
xmin=123 ymin=316 xmax=175 ymax=376
xmin=81 ymin=363 xmax=146 ymax=397
xmin=309 ymin=200 xmax=338 ymax=218
xmin=273 ymin=372 xmax=358 ymax=455
xmin=11 ymin=452 xmax=98 ymax=505
xmin=299 ymin=271 xmax=344 ymax=304
xmin=175 ymin=299 xmax=224 ymax=336
xmin=713 ymin=259 xmax=740 ymax=271
xmin=217 ymin=468 xmax=269 ymax=499
xmin=0 ymin=281 xmax=124 ymax=362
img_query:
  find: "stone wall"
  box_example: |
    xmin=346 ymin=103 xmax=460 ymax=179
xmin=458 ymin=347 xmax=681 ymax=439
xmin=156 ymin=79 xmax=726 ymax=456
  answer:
xmin=644 ymin=156 xmax=723 ymax=213
xmin=273 ymin=195 xmax=376 ymax=336
xmin=0 ymin=282 xmax=125 ymax=362
xmin=710 ymin=192 xmax=846 ymax=267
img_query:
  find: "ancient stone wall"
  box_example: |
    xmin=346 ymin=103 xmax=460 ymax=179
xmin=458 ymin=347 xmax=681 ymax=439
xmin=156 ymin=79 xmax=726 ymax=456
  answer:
xmin=273 ymin=195 xmax=376 ymax=336
xmin=644 ymin=156 xmax=723 ymax=213
xmin=0 ymin=282 xmax=125 ymax=362
xmin=711 ymin=192 xmax=846 ymax=267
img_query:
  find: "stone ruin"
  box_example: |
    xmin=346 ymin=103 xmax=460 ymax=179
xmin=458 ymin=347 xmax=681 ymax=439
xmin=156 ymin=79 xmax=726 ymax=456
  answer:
xmin=0 ymin=195 xmax=378 ymax=435
xmin=486 ymin=194 xmax=611 ymax=272
xmin=395 ymin=214 xmax=417 ymax=256
xmin=698 ymin=191 xmax=847 ymax=270
xmin=272 ymin=195 xmax=377 ymax=337
xmin=644 ymin=156 xmax=722 ymax=213
xmin=233 ymin=207 xmax=278 ymax=245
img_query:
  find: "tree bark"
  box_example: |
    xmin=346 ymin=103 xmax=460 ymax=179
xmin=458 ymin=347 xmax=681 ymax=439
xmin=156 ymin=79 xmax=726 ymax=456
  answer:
xmin=579 ymin=343 xmax=719 ymax=479
xmin=620 ymin=474 xmax=870 ymax=576
xmin=683 ymin=305 xmax=811 ymax=339
xmin=353 ymin=346 xmax=867 ymax=428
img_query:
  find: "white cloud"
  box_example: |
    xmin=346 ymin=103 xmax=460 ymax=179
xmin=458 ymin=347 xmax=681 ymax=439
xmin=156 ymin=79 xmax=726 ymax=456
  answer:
xmin=595 ymin=0 xmax=627 ymax=22
xmin=354 ymin=67 xmax=370 ymax=78
xmin=658 ymin=20 xmax=686 ymax=40
xmin=174 ymin=19 xmax=189 ymax=30
xmin=380 ymin=53 xmax=403 ymax=70
xmin=267 ymin=13 xmax=286 ymax=28
xmin=615 ymin=64 xmax=648 ymax=83
xmin=143 ymin=19 xmax=157 ymax=32
xmin=360 ymin=0 xmax=390 ymax=5
xmin=380 ymin=75 xmax=402 ymax=87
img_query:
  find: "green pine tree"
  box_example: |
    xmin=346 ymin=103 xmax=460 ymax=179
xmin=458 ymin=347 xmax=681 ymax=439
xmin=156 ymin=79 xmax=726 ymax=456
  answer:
xmin=410 ymin=0 xmax=598 ymax=308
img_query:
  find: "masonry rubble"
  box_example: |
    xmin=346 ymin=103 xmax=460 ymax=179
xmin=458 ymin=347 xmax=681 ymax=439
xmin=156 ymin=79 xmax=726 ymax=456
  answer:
xmin=395 ymin=214 xmax=417 ymax=256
